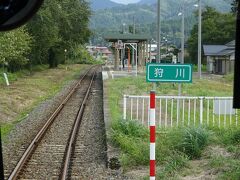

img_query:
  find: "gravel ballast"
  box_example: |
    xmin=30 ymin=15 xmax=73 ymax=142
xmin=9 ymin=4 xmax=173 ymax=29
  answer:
xmin=3 ymin=68 xmax=89 ymax=179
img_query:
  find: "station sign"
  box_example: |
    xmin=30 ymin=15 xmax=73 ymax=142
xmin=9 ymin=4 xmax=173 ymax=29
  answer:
xmin=146 ymin=63 xmax=193 ymax=83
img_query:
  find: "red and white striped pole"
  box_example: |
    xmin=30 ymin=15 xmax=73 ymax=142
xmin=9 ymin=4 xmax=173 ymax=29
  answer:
xmin=150 ymin=91 xmax=156 ymax=180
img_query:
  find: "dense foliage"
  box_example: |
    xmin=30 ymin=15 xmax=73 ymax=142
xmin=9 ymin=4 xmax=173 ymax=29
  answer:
xmin=0 ymin=28 xmax=32 ymax=72
xmin=187 ymin=7 xmax=236 ymax=64
xmin=0 ymin=0 xmax=92 ymax=72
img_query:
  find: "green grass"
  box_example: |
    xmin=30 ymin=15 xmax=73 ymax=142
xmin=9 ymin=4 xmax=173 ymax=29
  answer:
xmin=209 ymin=155 xmax=240 ymax=180
xmin=157 ymin=151 xmax=189 ymax=179
xmin=175 ymin=127 xmax=210 ymax=159
xmin=107 ymin=75 xmax=233 ymax=98
xmin=0 ymin=65 xmax=49 ymax=85
xmin=106 ymin=73 xmax=232 ymax=126
xmin=214 ymin=128 xmax=240 ymax=180
xmin=111 ymin=120 xmax=201 ymax=178
xmin=0 ymin=64 xmax=90 ymax=138
xmin=209 ymin=128 xmax=240 ymax=145
xmin=105 ymin=73 xmax=238 ymax=179
xmin=111 ymin=120 xmax=149 ymax=167
xmin=1 ymin=123 xmax=15 ymax=138
xmin=193 ymin=65 xmax=207 ymax=72
xmin=223 ymin=73 xmax=234 ymax=82
xmin=111 ymin=119 xmax=189 ymax=169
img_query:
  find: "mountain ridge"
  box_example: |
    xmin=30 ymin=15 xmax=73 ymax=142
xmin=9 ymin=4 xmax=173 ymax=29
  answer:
xmin=88 ymin=0 xmax=122 ymax=10
xmin=90 ymin=0 xmax=232 ymax=45
xmin=90 ymin=0 xmax=231 ymax=11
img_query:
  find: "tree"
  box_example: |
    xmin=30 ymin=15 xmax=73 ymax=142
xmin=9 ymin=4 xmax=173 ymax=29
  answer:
xmin=27 ymin=0 xmax=91 ymax=68
xmin=231 ymin=0 xmax=239 ymax=14
xmin=187 ymin=7 xmax=236 ymax=64
xmin=27 ymin=0 xmax=61 ymax=66
xmin=0 ymin=28 xmax=32 ymax=72
xmin=57 ymin=0 xmax=92 ymax=54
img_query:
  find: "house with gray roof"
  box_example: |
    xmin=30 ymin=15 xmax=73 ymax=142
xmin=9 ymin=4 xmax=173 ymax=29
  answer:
xmin=203 ymin=40 xmax=235 ymax=74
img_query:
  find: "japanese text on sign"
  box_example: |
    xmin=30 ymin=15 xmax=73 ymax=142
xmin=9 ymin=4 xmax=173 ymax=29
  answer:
xmin=147 ymin=64 xmax=192 ymax=83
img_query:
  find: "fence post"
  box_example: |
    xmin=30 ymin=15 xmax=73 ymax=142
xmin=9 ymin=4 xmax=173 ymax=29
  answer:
xmin=123 ymin=95 xmax=127 ymax=120
xmin=200 ymin=97 xmax=203 ymax=125
xmin=150 ymin=91 xmax=156 ymax=180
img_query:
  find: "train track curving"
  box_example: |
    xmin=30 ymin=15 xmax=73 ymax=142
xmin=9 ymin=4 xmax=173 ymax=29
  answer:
xmin=8 ymin=66 xmax=101 ymax=179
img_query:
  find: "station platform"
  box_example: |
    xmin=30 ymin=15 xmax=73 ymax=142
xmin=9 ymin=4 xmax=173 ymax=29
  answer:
xmin=102 ymin=65 xmax=144 ymax=80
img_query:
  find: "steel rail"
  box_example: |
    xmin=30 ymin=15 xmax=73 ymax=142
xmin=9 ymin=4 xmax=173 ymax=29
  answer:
xmin=60 ymin=68 xmax=97 ymax=180
xmin=8 ymin=66 xmax=96 ymax=180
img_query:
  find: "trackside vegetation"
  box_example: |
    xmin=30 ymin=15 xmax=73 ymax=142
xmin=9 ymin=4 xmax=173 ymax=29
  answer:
xmin=0 ymin=64 xmax=91 ymax=138
xmin=0 ymin=0 xmax=92 ymax=72
xmin=105 ymin=75 xmax=240 ymax=179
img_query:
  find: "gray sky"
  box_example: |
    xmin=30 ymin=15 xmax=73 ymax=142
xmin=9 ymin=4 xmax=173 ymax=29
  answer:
xmin=111 ymin=0 xmax=140 ymax=4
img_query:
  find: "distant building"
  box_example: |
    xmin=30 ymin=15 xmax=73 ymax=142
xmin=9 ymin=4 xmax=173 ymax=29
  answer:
xmin=86 ymin=46 xmax=96 ymax=56
xmin=86 ymin=46 xmax=113 ymax=60
xmin=203 ymin=40 xmax=235 ymax=75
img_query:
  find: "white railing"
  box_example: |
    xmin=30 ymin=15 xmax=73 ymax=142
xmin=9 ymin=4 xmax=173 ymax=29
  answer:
xmin=123 ymin=95 xmax=239 ymax=128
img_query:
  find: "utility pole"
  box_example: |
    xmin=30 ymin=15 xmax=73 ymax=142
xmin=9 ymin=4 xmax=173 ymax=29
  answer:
xmin=181 ymin=12 xmax=185 ymax=65
xmin=178 ymin=6 xmax=185 ymax=96
xmin=198 ymin=0 xmax=202 ymax=79
xmin=157 ymin=0 xmax=161 ymax=63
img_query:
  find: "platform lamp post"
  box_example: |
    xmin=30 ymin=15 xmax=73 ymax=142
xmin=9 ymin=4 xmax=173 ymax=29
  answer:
xmin=194 ymin=0 xmax=202 ymax=79
xmin=178 ymin=11 xmax=185 ymax=96
xmin=165 ymin=39 xmax=168 ymax=56
xmin=64 ymin=49 xmax=67 ymax=64
xmin=157 ymin=0 xmax=161 ymax=63
xmin=192 ymin=1 xmax=202 ymax=79
xmin=153 ymin=0 xmax=161 ymax=92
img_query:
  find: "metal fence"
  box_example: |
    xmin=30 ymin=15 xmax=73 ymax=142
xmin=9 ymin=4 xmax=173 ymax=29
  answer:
xmin=123 ymin=95 xmax=239 ymax=128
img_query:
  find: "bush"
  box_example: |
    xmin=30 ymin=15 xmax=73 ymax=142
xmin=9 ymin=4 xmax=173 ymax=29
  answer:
xmin=158 ymin=151 xmax=188 ymax=179
xmin=112 ymin=132 xmax=149 ymax=167
xmin=176 ymin=127 xmax=209 ymax=159
xmin=213 ymin=128 xmax=240 ymax=145
xmin=112 ymin=120 xmax=148 ymax=138
xmin=111 ymin=120 xmax=149 ymax=168
xmin=231 ymin=130 xmax=240 ymax=144
xmin=223 ymin=73 xmax=234 ymax=82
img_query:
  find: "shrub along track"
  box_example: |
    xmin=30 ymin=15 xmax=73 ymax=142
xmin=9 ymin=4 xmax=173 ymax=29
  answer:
xmin=6 ymin=65 xmax=109 ymax=179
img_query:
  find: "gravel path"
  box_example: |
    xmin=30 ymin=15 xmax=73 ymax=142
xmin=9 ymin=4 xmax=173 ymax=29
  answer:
xmin=3 ymin=68 xmax=89 ymax=179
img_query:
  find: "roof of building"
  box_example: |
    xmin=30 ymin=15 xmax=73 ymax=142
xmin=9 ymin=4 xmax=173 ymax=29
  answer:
xmin=203 ymin=45 xmax=228 ymax=56
xmin=203 ymin=40 xmax=235 ymax=56
xmin=86 ymin=46 xmax=109 ymax=49
xmin=104 ymin=33 xmax=151 ymax=43
xmin=218 ymin=49 xmax=235 ymax=56
xmin=101 ymin=49 xmax=112 ymax=54
xmin=225 ymin=40 xmax=235 ymax=47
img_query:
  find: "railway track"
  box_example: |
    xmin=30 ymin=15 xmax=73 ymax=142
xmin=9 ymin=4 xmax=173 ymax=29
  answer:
xmin=8 ymin=66 xmax=99 ymax=179
xmin=67 ymin=67 xmax=108 ymax=179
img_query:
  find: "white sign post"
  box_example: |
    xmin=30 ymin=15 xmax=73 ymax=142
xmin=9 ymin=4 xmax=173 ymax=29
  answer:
xmin=3 ymin=73 xmax=10 ymax=86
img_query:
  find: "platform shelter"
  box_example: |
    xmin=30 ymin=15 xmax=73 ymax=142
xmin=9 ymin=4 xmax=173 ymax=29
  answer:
xmin=104 ymin=33 xmax=151 ymax=71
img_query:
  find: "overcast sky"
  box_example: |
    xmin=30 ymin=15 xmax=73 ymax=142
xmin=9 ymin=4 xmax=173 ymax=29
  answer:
xmin=111 ymin=0 xmax=140 ymax=4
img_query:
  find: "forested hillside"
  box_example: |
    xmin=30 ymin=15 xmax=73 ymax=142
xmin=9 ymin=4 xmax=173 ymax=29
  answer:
xmin=90 ymin=0 xmax=231 ymax=45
